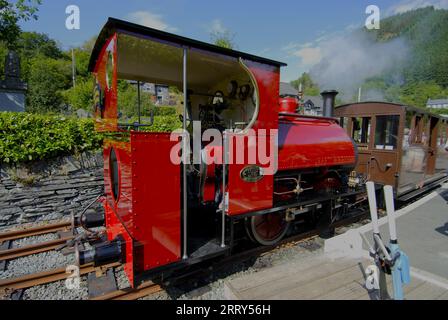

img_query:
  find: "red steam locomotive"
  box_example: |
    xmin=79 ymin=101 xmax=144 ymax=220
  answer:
xmin=77 ymin=18 xmax=366 ymax=287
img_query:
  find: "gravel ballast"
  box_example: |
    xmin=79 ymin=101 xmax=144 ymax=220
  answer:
xmin=1 ymin=219 xmax=370 ymax=300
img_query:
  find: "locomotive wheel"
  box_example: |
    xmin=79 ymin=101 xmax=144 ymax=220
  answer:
xmin=246 ymin=212 xmax=290 ymax=246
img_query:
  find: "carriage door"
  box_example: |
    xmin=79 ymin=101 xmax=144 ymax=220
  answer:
xmin=350 ymin=116 xmax=372 ymax=175
xmin=426 ymin=116 xmax=439 ymax=176
xmin=371 ymin=115 xmax=400 ymax=187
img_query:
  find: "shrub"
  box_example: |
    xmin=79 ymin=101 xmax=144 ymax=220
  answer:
xmin=0 ymin=112 xmax=182 ymax=165
xmin=0 ymin=112 xmax=103 ymax=164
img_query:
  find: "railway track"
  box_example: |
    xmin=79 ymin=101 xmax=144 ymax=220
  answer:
xmin=0 ymin=236 xmax=75 ymax=262
xmin=0 ymin=221 xmax=72 ymax=243
xmin=0 ymin=210 xmax=369 ymax=300
xmin=0 ymin=262 xmax=121 ymax=295
xmin=0 ymin=220 xmax=76 ymax=269
xmin=90 ymin=209 xmax=371 ymax=300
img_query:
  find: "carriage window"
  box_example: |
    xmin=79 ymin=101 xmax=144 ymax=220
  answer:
xmin=352 ymin=117 xmax=371 ymax=145
xmin=412 ymin=115 xmax=424 ymax=144
xmin=403 ymin=112 xmax=413 ymax=148
xmin=440 ymin=121 xmax=447 ymax=146
xmin=375 ymin=115 xmax=399 ymax=150
xmin=340 ymin=117 xmax=349 ymax=131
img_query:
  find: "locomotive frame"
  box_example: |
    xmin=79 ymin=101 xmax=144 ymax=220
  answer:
xmin=85 ymin=18 xmax=366 ymax=287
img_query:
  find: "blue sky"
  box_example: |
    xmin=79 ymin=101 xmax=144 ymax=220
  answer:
xmin=18 ymin=0 xmax=448 ymax=81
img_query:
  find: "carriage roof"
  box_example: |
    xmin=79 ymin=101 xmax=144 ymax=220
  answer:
xmin=336 ymin=101 xmax=445 ymax=120
xmin=88 ymin=17 xmax=287 ymax=73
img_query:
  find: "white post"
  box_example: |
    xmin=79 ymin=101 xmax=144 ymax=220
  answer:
xmin=366 ymin=182 xmax=380 ymax=234
xmin=384 ymin=185 xmax=398 ymax=242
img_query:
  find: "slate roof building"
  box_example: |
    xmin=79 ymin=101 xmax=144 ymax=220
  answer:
xmin=279 ymin=82 xmax=299 ymax=97
xmin=427 ymin=98 xmax=448 ymax=110
xmin=279 ymin=82 xmax=323 ymax=116
xmin=303 ymin=95 xmax=323 ymax=116
xmin=0 ymin=51 xmax=27 ymax=112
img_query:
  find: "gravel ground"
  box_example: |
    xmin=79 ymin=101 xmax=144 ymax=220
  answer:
xmin=12 ymin=233 xmax=59 ymax=248
xmin=0 ymin=218 xmax=371 ymax=300
xmin=178 ymin=239 xmax=325 ymax=300
xmin=23 ymin=276 xmax=89 ymax=300
xmin=115 ymin=266 xmax=131 ymax=290
xmin=0 ymin=250 xmax=76 ymax=280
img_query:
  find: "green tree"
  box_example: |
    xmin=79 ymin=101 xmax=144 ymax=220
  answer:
xmin=211 ymin=30 xmax=235 ymax=49
xmin=62 ymin=77 xmax=94 ymax=112
xmin=17 ymin=32 xmax=64 ymax=59
xmin=27 ymin=57 xmax=71 ymax=113
xmin=399 ymin=81 xmax=447 ymax=108
xmin=0 ymin=0 xmax=42 ymax=48
xmin=117 ymin=80 xmax=156 ymax=118
xmin=291 ymin=72 xmax=320 ymax=96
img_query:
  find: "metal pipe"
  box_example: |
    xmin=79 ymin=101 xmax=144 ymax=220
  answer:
xmin=221 ymin=132 xmax=227 ymax=248
xmin=182 ymin=48 xmax=188 ymax=259
xmin=321 ymin=90 xmax=338 ymax=118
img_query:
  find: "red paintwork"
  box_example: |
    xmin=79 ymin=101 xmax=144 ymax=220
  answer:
xmin=279 ymin=97 xmax=299 ymax=114
xmin=103 ymin=133 xmax=181 ymax=286
xmin=227 ymin=61 xmax=279 ymax=216
xmin=202 ymin=145 xmax=217 ymax=203
xmin=104 ymin=200 xmax=135 ymax=285
xmin=93 ymin=34 xmax=118 ymax=132
xmin=131 ymin=132 xmax=181 ymax=271
xmin=278 ymin=114 xmax=356 ymax=171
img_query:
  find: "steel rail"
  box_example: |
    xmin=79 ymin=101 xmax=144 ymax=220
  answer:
xmin=92 ymin=210 xmax=370 ymax=300
xmin=90 ymin=281 xmax=162 ymax=300
xmin=0 ymin=262 xmax=121 ymax=292
xmin=0 ymin=221 xmax=71 ymax=243
xmin=0 ymin=208 xmax=369 ymax=299
xmin=0 ymin=236 xmax=75 ymax=261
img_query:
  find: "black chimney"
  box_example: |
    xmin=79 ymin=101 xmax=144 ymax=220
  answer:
xmin=321 ymin=90 xmax=339 ymax=118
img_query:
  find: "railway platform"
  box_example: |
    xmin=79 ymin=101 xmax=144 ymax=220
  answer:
xmin=223 ymin=183 xmax=448 ymax=300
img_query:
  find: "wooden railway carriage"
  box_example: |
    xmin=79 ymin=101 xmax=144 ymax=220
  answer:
xmin=83 ymin=18 xmax=364 ymax=287
xmin=335 ymin=102 xmax=448 ymax=201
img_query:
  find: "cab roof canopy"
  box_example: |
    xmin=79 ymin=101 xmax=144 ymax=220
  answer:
xmin=88 ymin=17 xmax=287 ymax=73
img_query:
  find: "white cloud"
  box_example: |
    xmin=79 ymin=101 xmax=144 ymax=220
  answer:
xmin=127 ymin=11 xmax=177 ymax=32
xmin=210 ymin=19 xmax=227 ymax=34
xmin=388 ymin=0 xmax=448 ymax=14
xmin=293 ymin=47 xmax=322 ymax=67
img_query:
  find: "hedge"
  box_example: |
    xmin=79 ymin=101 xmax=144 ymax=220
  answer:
xmin=0 ymin=112 xmax=182 ymax=165
xmin=0 ymin=112 xmax=104 ymax=164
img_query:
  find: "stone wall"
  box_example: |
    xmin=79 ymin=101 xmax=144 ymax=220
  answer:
xmin=0 ymin=152 xmax=104 ymax=229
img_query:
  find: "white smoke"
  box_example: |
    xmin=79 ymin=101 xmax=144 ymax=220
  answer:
xmin=309 ymin=31 xmax=410 ymax=101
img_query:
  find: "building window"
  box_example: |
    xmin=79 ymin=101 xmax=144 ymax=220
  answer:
xmin=352 ymin=117 xmax=371 ymax=145
xmin=375 ymin=115 xmax=399 ymax=150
